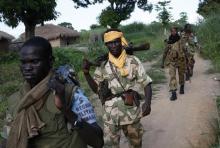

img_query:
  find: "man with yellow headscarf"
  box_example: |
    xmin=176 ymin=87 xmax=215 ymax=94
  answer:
xmin=83 ymin=28 xmax=152 ymax=148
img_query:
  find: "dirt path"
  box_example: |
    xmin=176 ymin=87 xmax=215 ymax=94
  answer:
xmin=121 ymin=54 xmax=220 ymax=148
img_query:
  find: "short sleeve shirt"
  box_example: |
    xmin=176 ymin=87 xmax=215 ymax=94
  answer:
xmin=93 ymin=55 xmax=152 ymax=125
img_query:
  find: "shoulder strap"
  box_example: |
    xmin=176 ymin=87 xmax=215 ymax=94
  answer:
xmin=109 ymin=62 xmax=126 ymax=91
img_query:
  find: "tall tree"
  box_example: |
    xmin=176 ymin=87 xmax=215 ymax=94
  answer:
xmin=175 ymin=12 xmax=188 ymax=26
xmin=58 ymin=22 xmax=74 ymax=30
xmin=72 ymin=0 xmax=103 ymax=8
xmin=98 ymin=8 xmax=121 ymax=28
xmin=98 ymin=0 xmax=153 ymax=28
xmin=197 ymin=0 xmax=220 ymax=17
xmin=155 ymin=0 xmax=172 ymax=27
xmin=0 ymin=0 xmax=58 ymax=40
xmin=71 ymin=0 xmax=152 ymax=28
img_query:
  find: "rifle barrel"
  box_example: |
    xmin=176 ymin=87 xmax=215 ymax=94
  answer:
xmin=132 ymin=43 xmax=150 ymax=51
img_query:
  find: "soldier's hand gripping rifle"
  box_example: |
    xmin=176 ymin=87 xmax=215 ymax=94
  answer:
xmin=88 ymin=42 xmax=150 ymax=67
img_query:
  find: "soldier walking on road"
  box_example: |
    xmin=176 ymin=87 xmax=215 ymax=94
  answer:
xmin=161 ymin=27 xmax=187 ymax=101
xmin=181 ymin=24 xmax=196 ymax=80
xmin=83 ymin=28 xmax=153 ymax=148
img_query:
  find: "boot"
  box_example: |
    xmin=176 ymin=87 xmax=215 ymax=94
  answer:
xmin=170 ymin=91 xmax=177 ymax=101
xmin=179 ymin=85 xmax=184 ymax=94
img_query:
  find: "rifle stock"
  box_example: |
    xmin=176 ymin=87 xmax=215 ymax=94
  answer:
xmin=131 ymin=42 xmax=150 ymax=52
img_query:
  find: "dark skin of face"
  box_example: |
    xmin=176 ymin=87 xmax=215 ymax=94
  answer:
xmin=171 ymin=28 xmax=177 ymax=36
xmin=105 ymin=38 xmax=122 ymax=58
xmin=19 ymin=45 xmax=52 ymax=88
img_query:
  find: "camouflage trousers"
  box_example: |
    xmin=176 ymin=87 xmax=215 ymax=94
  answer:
xmin=103 ymin=121 xmax=144 ymax=148
xmin=169 ymin=61 xmax=185 ymax=91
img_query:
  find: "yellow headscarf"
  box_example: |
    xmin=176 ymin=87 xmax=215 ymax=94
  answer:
xmin=103 ymin=31 xmax=128 ymax=47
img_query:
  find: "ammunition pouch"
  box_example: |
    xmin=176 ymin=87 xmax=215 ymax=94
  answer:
xmin=121 ymin=89 xmax=141 ymax=107
xmin=98 ymin=81 xmax=141 ymax=107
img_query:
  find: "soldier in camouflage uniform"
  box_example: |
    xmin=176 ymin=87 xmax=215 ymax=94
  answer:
xmin=161 ymin=27 xmax=186 ymax=100
xmin=181 ymin=24 xmax=196 ymax=80
xmin=83 ymin=28 xmax=152 ymax=148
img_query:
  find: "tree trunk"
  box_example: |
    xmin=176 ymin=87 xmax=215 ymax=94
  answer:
xmin=24 ymin=23 xmax=36 ymax=41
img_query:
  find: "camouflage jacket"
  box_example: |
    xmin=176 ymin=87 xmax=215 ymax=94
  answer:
xmin=181 ymin=31 xmax=196 ymax=54
xmin=94 ymin=55 xmax=152 ymax=125
xmin=163 ymin=39 xmax=186 ymax=66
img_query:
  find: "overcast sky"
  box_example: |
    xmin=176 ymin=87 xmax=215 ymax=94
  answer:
xmin=0 ymin=0 xmax=201 ymax=38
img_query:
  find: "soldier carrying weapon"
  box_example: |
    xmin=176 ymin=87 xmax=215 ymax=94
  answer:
xmin=82 ymin=28 xmax=152 ymax=147
xmin=180 ymin=24 xmax=196 ymax=80
xmin=161 ymin=27 xmax=187 ymax=101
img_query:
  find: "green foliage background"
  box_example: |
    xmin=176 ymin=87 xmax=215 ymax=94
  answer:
xmin=196 ymin=9 xmax=220 ymax=147
xmin=197 ymin=13 xmax=220 ymax=72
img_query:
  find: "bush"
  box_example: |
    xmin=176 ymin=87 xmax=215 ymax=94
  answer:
xmin=79 ymin=30 xmax=90 ymax=43
xmin=0 ymin=51 xmax=19 ymax=64
xmin=53 ymin=48 xmax=85 ymax=72
xmin=0 ymin=54 xmax=22 ymax=99
xmin=120 ymin=22 xmax=146 ymax=33
xmin=197 ymin=13 xmax=220 ymax=72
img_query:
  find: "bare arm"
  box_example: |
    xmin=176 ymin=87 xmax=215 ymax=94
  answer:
xmin=142 ymin=83 xmax=152 ymax=117
xmin=144 ymin=83 xmax=152 ymax=106
xmin=82 ymin=59 xmax=98 ymax=93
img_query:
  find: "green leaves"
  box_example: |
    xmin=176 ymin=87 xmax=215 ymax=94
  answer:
xmin=197 ymin=0 xmax=220 ymax=17
xmin=155 ymin=0 xmax=172 ymax=27
xmin=98 ymin=0 xmax=152 ymax=28
xmin=0 ymin=0 xmax=59 ymax=39
xmin=98 ymin=7 xmax=121 ymax=28
xmin=72 ymin=0 xmax=103 ymax=8
xmin=197 ymin=13 xmax=220 ymax=72
xmin=176 ymin=12 xmax=188 ymax=26
xmin=137 ymin=0 xmax=153 ymax=12
xmin=0 ymin=0 xmax=57 ymax=26
xmin=58 ymin=22 xmax=74 ymax=30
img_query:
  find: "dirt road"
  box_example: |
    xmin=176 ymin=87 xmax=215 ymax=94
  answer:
xmin=121 ymin=54 xmax=220 ymax=148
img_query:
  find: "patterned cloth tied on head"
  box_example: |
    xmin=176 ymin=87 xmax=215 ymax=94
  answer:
xmin=104 ymin=31 xmax=128 ymax=47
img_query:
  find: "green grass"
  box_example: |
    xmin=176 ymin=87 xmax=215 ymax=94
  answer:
xmin=211 ymin=96 xmax=220 ymax=148
xmin=148 ymin=68 xmax=166 ymax=85
xmin=197 ymin=12 xmax=220 ymax=73
xmin=0 ymin=52 xmax=22 ymax=103
xmin=196 ymin=10 xmax=220 ymax=147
